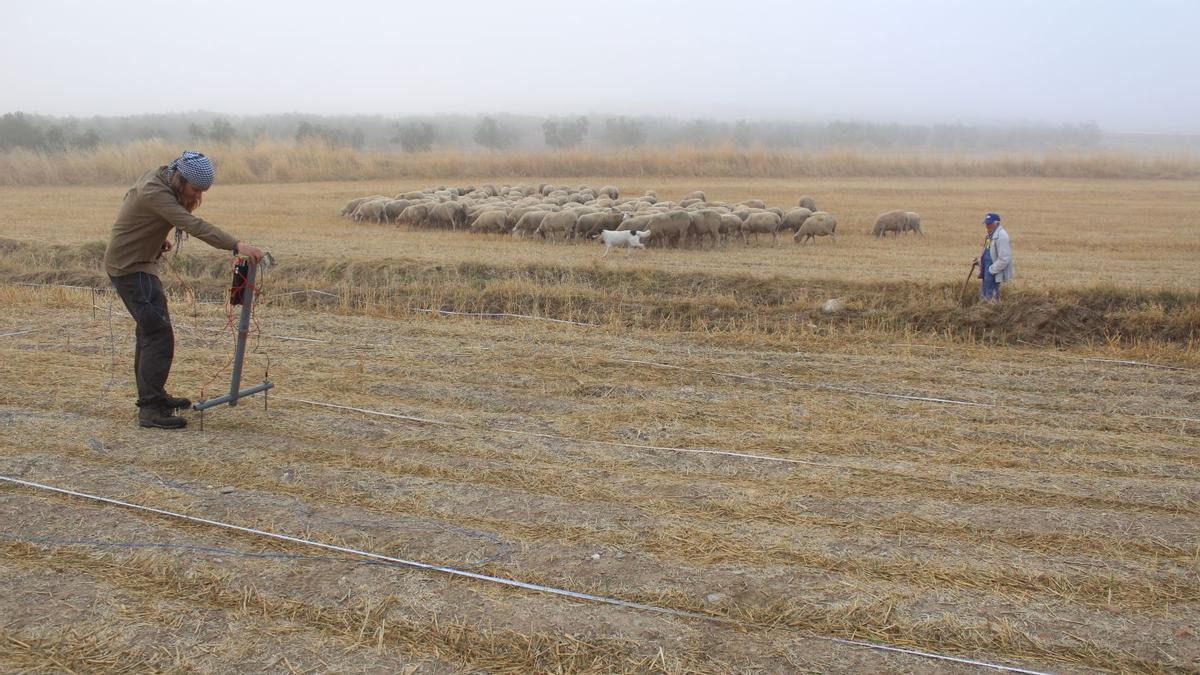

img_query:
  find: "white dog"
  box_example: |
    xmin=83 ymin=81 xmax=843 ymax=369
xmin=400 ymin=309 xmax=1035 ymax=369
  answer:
xmin=598 ymin=228 xmax=652 ymax=257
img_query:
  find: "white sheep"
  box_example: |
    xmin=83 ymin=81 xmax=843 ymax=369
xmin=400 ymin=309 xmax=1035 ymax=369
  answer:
xmin=598 ymin=228 xmax=652 ymax=257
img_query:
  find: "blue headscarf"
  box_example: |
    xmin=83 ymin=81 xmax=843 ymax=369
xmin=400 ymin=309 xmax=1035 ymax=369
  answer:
xmin=168 ymin=150 xmax=215 ymax=189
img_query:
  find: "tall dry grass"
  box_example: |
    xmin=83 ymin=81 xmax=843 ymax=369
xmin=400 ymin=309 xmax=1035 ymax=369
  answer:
xmin=2 ymin=138 xmax=1198 ymax=186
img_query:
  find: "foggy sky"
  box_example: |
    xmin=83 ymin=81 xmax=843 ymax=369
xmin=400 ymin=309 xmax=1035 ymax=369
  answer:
xmin=4 ymin=0 xmax=1198 ymax=134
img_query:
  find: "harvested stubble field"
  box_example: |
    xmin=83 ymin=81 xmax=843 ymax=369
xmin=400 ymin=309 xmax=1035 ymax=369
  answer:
xmin=0 ymin=175 xmax=1198 ymax=673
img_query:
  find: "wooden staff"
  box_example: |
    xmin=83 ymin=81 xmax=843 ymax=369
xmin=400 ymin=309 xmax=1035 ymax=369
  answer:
xmin=960 ymin=259 xmax=979 ymax=304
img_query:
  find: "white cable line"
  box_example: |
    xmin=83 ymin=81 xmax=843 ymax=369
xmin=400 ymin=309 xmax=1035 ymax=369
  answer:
xmin=614 ymin=358 xmax=1200 ymax=423
xmin=616 ymin=358 xmax=993 ymax=407
xmin=276 ymin=397 xmax=828 ymax=468
xmin=1076 ymin=357 xmax=1187 ymax=371
xmin=410 ymin=307 xmax=600 ymax=327
xmin=0 ymin=329 xmax=37 ymax=338
xmin=0 ymin=475 xmax=1055 ymax=675
xmin=274 ymin=289 xmax=339 ymax=298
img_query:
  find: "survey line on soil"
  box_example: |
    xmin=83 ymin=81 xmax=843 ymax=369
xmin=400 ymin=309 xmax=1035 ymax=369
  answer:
xmin=410 ymin=307 xmax=600 ymax=327
xmin=276 ymin=396 xmax=828 ymax=467
xmin=614 ymin=358 xmax=1200 ymax=423
xmin=1076 ymin=357 xmax=1188 ymax=371
xmin=0 ymin=475 xmax=1055 ymax=675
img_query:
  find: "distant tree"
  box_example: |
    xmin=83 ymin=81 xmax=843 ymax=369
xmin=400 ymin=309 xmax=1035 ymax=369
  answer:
xmin=394 ymin=121 xmax=436 ymax=152
xmin=73 ymin=129 xmax=100 ymax=150
xmin=543 ymin=116 xmax=589 ymax=148
xmin=296 ymin=121 xmax=364 ymax=148
xmin=207 ymin=118 xmax=237 ymax=144
xmin=732 ymin=120 xmax=753 ymax=147
xmin=604 ymin=116 xmax=645 ymax=147
xmin=0 ymin=112 xmax=46 ymax=150
xmin=43 ymin=125 xmax=68 ymax=150
xmin=188 ymin=122 xmax=208 ymax=141
xmin=473 ymin=116 xmax=513 ymax=150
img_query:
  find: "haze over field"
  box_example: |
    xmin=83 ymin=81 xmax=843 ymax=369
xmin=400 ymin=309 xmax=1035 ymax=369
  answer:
xmin=3 ymin=0 xmax=1198 ymax=134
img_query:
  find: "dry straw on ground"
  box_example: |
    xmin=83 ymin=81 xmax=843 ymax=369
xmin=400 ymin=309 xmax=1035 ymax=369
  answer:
xmin=2 ymin=139 xmax=1199 ymax=186
xmin=0 ymin=172 xmax=1197 ymax=672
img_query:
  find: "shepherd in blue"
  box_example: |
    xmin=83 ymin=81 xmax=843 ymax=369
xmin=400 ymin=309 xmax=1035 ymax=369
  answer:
xmin=978 ymin=213 xmax=1014 ymax=300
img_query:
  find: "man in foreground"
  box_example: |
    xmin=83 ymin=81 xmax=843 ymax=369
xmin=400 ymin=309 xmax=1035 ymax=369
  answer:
xmin=978 ymin=212 xmax=1014 ymax=301
xmin=104 ymin=151 xmax=265 ymax=429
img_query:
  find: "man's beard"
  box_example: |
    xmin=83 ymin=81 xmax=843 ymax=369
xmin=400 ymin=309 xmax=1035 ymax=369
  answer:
xmin=169 ymin=173 xmax=202 ymax=213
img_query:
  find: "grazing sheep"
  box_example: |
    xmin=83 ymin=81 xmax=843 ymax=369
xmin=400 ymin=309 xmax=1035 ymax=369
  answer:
xmin=599 ymin=185 xmax=619 ymax=200
xmin=383 ymin=199 xmax=413 ymax=223
xmin=718 ymin=213 xmax=744 ymax=245
xmin=511 ymin=210 xmax=549 ymax=237
xmin=398 ymin=203 xmax=431 ymax=227
xmin=738 ymin=211 xmax=783 ymax=246
xmin=617 ymin=213 xmax=656 ymax=235
xmin=798 ymin=195 xmax=816 ymax=211
xmin=352 ymin=198 xmax=389 ymax=224
xmin=428 ymin=201 xmax=468 ymax=229
xmin=739 ymin=199 xmax=765 ymax=209
xmin=873 ymin=210 xmax=922 ymax=237
xmin=688 ymin=209 xmax=723 ymax=249
xmin=794 ymin=211 xmax=837 ymax=244
xmin=534 ymin=210 xmax=578 ymax=240
xmin=575 ymin=210 xmax=626 ymax=240
xmin=683 ymin=190 xmax=707 ymax=202
xmin=644 ymin=210 xmax=692 ymax=247
xmin=468 ymin=210 xmax=510 ymax=234
xmin=780 ymin=207 xmax=812 ymax=233
xmin=598 ymin=228 xmax=651 ymax=257
xmin=903 ymin=212 xmax=923 ymax=236
xmin=341 ymin=195 xmax=386 ymax=217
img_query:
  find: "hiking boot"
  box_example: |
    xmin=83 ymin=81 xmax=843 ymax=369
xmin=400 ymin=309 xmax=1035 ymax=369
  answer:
xmin=163 ymin=395 xmax=192 ymax=410
xmin=139 ymin=404 xmax=187 ymax=429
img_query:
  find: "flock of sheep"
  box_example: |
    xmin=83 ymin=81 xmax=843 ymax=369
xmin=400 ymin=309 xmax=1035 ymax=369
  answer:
xmin=341 ymin=184 xmax=923 ymax=249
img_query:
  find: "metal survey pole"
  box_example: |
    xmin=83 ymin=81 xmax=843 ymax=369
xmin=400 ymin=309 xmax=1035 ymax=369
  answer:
xmin=193 ymin=258 xmax=274 ymax=411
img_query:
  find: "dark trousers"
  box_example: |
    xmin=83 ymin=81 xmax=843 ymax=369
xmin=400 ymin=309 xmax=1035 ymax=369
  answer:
xmin=110 ymin=272 xmax=174 ymax=407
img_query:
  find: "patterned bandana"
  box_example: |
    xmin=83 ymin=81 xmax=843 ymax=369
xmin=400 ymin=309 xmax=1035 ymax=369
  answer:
xmin=168 ymin=151 xmax=215 ymax=189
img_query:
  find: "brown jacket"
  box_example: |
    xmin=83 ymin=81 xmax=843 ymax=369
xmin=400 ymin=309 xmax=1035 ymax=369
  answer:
xmin=104 ymin=166 xmax=239 ymax=277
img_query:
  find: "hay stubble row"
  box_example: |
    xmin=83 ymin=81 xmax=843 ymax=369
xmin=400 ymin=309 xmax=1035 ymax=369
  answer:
xmin=0 ymin=175 xmax=1197 ymax=672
